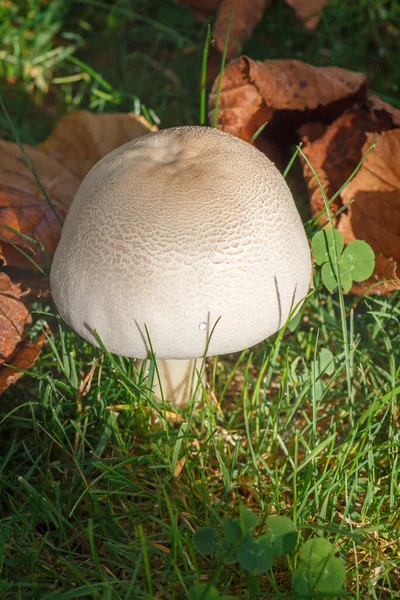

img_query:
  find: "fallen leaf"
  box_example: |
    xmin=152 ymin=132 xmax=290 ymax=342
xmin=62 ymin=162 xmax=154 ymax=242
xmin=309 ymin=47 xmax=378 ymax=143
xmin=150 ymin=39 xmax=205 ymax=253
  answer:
xmin=0 ymin=332 xmax=46 ymax=394
xmin=300 ymin=109 xmax=394 ymax=222
xmin=339 ymin=130 xmax=400 ymax=263
xmin=209 ymin=56 xmax=368 ymax=156
xmin=3 ymin=269 xmax=50 ymax=298
xmin=302 ymin=121 xmax=400 ymax=293
xmin=370 ymin=95 xmax=400 ymax=127
xmin=0 ymin=111 xmax=156 ymax=391
xmin=214 ymin=0 xmax=268 ymax=59
xmin=0 ymin=112 xmax=155 ymax=269
xmin=0 ymin=272 xmax=31 ymax=363
xmin=0 ymin=185 xmax=64 ymax=270
xmin=177 ymin=0 xmax=329 ymax=37
xmin=0 ymin=111 xmax=156 ymax=212
xmin=351 ymin=255 xmax=400 ymax=295
xmin=286 ymin=0 xmax=329 ymax=30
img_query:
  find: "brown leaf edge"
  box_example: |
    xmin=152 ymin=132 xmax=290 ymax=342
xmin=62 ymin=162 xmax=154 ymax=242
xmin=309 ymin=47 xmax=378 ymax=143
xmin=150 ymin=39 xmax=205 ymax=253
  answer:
xmin=0 ymin=332 xmax=47 ymax=394
xmin=209 ymin=56 xmax=368 ymax=148
xmin=0 ymin=272 xmax=31 ymax=363
xmin=286 ymin=0 xmax=329 ymax=30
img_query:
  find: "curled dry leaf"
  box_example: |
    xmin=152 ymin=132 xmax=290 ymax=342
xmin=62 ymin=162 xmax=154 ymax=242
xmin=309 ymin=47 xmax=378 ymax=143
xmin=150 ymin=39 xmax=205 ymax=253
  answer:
xmin=286 ymin=0 xmax=329 ymax=30
xmin=0 ymin=272 xmax=31 ymax=363
xmin=369 ymin=94 xmax=400 ymax=127
xmin=209 ymin=57 xmax=368 ymax=152
xmin=0 ymin=332 xmax=46 ymax=394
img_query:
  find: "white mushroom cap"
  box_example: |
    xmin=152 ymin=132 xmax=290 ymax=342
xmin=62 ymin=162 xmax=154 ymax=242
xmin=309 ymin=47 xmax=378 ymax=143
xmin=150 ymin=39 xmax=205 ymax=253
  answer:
xmin=50 ymin=126 xmax=311 ymax=360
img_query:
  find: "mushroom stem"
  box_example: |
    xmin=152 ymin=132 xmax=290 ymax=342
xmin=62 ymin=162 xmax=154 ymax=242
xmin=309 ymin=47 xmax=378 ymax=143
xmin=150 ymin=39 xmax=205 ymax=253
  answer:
xmin=151 ymin=358 xmax=205 ymax=407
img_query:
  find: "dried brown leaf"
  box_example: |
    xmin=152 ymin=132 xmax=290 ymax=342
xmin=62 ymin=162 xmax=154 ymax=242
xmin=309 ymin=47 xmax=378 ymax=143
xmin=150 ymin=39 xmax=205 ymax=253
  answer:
xmin=370 ymin=95 xmax=400 ymax=127
xmin=286 ymin=0 xmax=329 ymax=30
xmin=351 ymin=255 xmax=400 ymax=295
xmin=300 ymin=109 xmax=400 ymax=293
xmin=0 ymin=111 xmax=155 ymax=270
xmin=0 ymin=111 xmax=156 ymax=389
xmin=0 ymin=111 xmax=156 ymax=212
xmin=214 ymin=0 xmax=268 ymax=59
xmin=0 ymin=272 xmax=31 ymax=363
xmin=339 ymin=130 xmax=400 ymax=267
xmin=0 ymin=185 xmax=64 ymax=270
xmin=0 ymin=332 xmax=46 ymax=394
xmin=176 ymin=0 xmax=329 ymax=35
xmin=209 ymin=57 xmax=368 ymax=150
xmin=300 ymin=110 xmax=392 ymax=222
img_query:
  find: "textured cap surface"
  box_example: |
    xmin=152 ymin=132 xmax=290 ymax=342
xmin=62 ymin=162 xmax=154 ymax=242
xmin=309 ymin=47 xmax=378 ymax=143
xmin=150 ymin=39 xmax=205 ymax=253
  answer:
xmin=50 ymin=126 xmax=311 ymax=359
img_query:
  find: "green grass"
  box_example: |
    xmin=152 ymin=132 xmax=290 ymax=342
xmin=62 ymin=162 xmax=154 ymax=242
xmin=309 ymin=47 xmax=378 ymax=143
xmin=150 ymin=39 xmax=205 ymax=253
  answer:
xmin=1 ymin=1 xmax=400 ymax=598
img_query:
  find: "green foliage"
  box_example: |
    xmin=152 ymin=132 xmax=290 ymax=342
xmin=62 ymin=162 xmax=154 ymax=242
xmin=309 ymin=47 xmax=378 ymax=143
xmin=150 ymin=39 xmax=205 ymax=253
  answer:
xmin=291 ymin=347 xmax=335 ymax=401
xmin=292 ymin=538 xmax=346 ymax=596
xmin=265 ymin=515 xmax=298 ymax=555
xmin=2 ymin=2 xmax=400 ymax=599
xmin=192 ymin=514 xmax=346 ymax=597
xmin=192 ymin=527 xmax=221 ymax=556
xmin=188 ymin=583 xmax=238 ymax=600
xmin=192 ymin=510 xmax=296 ymax=575
xmin=312 ymin=228 xmax=375 ymax=293
xmin=236 ymin=533 xmax=274 ymax=573
xmin=313 ymin=228 xmax=345 ymax=266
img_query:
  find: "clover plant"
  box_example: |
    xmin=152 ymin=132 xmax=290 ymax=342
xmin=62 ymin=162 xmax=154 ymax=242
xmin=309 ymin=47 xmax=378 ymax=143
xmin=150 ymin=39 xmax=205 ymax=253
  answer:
xmin=189 ymin=510 xmax=346 ymax=598
xmin=312 ymin=227 xmax=375 ymax=293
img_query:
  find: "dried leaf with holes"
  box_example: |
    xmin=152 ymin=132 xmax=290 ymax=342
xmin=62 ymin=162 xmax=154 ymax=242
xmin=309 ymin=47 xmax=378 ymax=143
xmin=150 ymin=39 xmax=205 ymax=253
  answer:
xmin=0 ymin=332 xmax=46 ymax=394
xmin=209 ymin=56 xmax=368 ymax=161
xmin=286 ymin=0 xmax=329 ymax=29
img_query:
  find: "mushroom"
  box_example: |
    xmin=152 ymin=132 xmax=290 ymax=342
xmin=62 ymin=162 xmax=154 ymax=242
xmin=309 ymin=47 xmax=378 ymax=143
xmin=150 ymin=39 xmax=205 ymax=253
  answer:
xmin=50 ymin=126 xmax=311 ymax=406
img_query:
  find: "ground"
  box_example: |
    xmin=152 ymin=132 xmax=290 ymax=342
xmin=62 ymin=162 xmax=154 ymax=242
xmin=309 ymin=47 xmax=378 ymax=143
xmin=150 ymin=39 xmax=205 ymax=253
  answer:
xmin=0 ymin=1 xmax=399 ymax=598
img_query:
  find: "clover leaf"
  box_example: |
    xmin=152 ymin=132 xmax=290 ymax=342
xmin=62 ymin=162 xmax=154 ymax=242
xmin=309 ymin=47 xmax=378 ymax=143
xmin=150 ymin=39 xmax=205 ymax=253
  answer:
xmin=340 ymin=239 xmax=375 ymax=282
xmin=266 ymin=516 xmax=298 ymax=556
xmin=312 ymin=228 xmax=375 ymax=293
xmin=192 ymin=527 xmax=221 ymax=556
xmin=292 ymin=538 xmax=346 ymax=596
xmin=236 ymin=533 xmax=274 ymax=574
xmin=188 ymin=583 xmax=238 ymax=600
xmin=312 ymin=228 xmax=344 ymax=266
